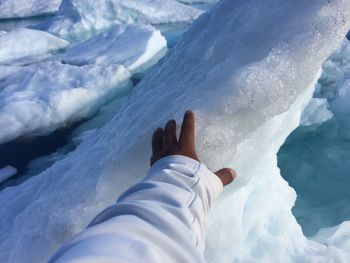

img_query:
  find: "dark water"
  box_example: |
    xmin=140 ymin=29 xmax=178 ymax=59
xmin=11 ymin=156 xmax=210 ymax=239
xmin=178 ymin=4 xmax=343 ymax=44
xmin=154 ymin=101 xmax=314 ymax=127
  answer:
xmin=0 ymin=122 xmax=84 ymax=177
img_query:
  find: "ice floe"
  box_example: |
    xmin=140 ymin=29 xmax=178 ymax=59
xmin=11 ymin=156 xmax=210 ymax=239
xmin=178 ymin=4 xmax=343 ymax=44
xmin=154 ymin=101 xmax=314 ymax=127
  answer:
xmin=0 ymin=0 xmax=62 ymax=19
xmin=0 ymin=61 xmax=131 ymax=144
xmin=0 ymin=28 xmax=69 ymax=65
xmin=64 ymin=24 xmax=167 ymax=74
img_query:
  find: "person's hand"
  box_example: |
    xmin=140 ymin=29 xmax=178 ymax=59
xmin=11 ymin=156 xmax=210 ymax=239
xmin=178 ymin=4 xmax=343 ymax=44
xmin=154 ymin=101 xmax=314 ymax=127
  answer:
xmin=150 ymin=110 xmax=236 ymax=186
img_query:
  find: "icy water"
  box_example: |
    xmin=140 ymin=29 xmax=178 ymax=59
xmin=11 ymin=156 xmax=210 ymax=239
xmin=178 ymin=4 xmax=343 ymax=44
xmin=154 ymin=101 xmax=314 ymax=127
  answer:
xmin=278 ymin=118 xmax=350 ymax=236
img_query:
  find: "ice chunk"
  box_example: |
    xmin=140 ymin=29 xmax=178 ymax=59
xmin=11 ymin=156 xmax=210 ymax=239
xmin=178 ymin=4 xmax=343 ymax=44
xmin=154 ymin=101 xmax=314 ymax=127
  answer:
xmin=0 ymin=28 xmax=69 ymax=65
xmin=0 ymin=0 xmax=62 ymax=19
xmin=300 ymin=97 xmax=333 ymax=126
xmin=0 ymin=61 xmax=132 ymax=144
xmin=0 ymin=0 xmax=350 ymax=262
xmin=64 ymin=24 xmax=167 ymax=74
xmin=0 ymin=166 xmax=17 ymax=183
xmin=36 ymin=0 xmax=203 ymax=40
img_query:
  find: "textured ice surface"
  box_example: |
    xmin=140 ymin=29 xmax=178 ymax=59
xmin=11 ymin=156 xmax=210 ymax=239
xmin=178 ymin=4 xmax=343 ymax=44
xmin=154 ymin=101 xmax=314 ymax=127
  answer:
xmin=300 ymin=98 xmax=333 ymax=126
xmin=64 ymin=24 xmax=167 ymax=74
xmin=0 ymin=0 xmax=350 ymax=262
xmin=0 ymin=165 xmax=17 ymax=183
xmin=0 ymin=0 xmax=62 ymax=19
xmin=0 ymin=28 xmax=69 ymax=65
xmin=36 ymin=0 xmax=203 ymax=40
xmin=278 ymin=40 xmax=350 ymax=237
xmin=177 ymin=0 xmax=217 ymax=3
xmin=0 ymin=62 xmax=131 ymax=144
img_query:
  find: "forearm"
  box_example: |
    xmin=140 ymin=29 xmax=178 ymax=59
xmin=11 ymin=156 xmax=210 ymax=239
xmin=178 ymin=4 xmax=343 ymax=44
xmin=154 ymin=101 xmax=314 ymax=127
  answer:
xmin=50 ymin=155 xmax=223 ymax=263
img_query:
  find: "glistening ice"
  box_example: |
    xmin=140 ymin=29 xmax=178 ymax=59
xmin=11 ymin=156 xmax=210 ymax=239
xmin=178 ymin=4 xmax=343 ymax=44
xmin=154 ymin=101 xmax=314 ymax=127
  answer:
xmin=0 ymin=0 xmax=350 ymax=262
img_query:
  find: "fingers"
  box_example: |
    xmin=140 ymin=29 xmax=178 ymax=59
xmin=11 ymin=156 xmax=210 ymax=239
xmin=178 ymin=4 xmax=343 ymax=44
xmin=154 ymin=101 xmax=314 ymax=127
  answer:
xmin=214 ymin=168 xmax=236 ymax=186
xmin=152 ymin=128 xmax=163 ymax=155
xmin=163 ymin=119 xmax=177 ymax=148
xmin=179 ymin=110 xmax=195 ymax=149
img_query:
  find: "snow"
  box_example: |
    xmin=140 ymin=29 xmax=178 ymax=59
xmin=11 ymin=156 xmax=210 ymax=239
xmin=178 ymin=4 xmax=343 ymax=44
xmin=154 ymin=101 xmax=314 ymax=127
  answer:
xmin=64 ymin=24 xmax=167 ymax=74
xmin=0 ymin=28 xmax=69 ymax=65
xmin=0 ymin=0 xmax=62 ymax=19
xmin=0 ymin=61 xmax=131 ymax=144
xmin=0 ymin=166 xmax=17 ymax=183
xmin=36 ymin=0 xmax=203 ymax=40
xmin=0 ymin=0 xmax=350 ymax=262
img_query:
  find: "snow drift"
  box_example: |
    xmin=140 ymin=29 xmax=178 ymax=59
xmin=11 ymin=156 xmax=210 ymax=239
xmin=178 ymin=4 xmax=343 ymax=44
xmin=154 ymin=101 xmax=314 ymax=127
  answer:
xmin=0 ymin=0 xmax=350 ymax=262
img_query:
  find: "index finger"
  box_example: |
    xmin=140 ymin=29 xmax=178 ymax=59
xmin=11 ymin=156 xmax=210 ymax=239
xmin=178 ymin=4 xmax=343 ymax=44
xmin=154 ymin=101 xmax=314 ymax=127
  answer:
xmin=179 ymin=110 xmax=195 ymax=149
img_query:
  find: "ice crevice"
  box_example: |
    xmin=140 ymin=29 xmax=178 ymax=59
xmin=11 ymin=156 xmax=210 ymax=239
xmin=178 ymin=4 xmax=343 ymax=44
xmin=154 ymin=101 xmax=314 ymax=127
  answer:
xmin=0 ymin=0 xmax=350 ymax=262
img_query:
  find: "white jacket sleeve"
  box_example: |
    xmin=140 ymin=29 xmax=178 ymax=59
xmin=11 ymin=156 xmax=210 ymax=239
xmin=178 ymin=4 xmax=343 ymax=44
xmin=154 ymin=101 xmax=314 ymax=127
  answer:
xmin=49 ymin=155 xmax=223 ymax=263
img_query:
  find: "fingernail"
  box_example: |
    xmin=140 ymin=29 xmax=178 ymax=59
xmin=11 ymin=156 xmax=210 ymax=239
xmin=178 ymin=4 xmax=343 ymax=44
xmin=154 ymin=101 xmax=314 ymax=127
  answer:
xmin=228 ymin=168 xmax=237 ymax=179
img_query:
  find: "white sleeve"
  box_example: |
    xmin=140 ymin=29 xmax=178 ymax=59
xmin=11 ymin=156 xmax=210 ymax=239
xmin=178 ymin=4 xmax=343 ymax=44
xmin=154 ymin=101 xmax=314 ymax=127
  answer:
xmin=49 ymin=155 xmax=223 ymax=263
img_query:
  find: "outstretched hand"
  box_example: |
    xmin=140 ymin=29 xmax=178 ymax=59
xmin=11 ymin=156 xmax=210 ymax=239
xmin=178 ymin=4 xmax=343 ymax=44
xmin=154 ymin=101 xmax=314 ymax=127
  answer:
xmin=151 ymin=110 xmax=236 ymax=186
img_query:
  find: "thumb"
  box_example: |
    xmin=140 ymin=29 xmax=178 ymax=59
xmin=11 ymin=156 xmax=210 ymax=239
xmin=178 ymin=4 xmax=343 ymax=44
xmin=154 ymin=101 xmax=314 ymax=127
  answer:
xmin=214 ymin=168 xmax=236 ymax=186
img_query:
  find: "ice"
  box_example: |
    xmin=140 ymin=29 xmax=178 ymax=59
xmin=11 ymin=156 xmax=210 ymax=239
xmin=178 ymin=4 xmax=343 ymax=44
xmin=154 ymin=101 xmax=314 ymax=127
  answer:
xmin=177 ymin=0 xmax=217 ymax=4
xmin=0 ymin=165 xmax=17 ymax=183
xmin=0 ymin=0 xmax=350 ymax=262
xmin=0 ymin=28 xmax=69 ymax=65
xmin=0 ymin=0 xmax=62 ymax=19
xmin=278 ymin=40 xmax=350 ymax=237
xmin=0 ymin=61 xmax=131 ymax=144
xmin=63 ymin=24 xmax=167 ymax=74
xmin=36 ymin=0 xmax=203 ymax=40
xmin=300 ymin=97 xmax=333 ymax=126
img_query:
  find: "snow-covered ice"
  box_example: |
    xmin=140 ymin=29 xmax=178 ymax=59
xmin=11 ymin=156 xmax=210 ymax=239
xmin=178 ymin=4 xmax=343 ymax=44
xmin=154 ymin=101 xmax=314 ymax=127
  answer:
xmin=64 ymin=24 xmax=167 ymax=74
xmin=0 ymin=28 xmax=69 ymax=65
xmin=0 ymin=0 xmax=62 ymax=19
xmin=36 ymin=0 xmax=203 ymax=40
xmin=0 ymin=165 xmax=17 ymax=183
xmin=0 ymin=61 xmax=131 ymax=144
